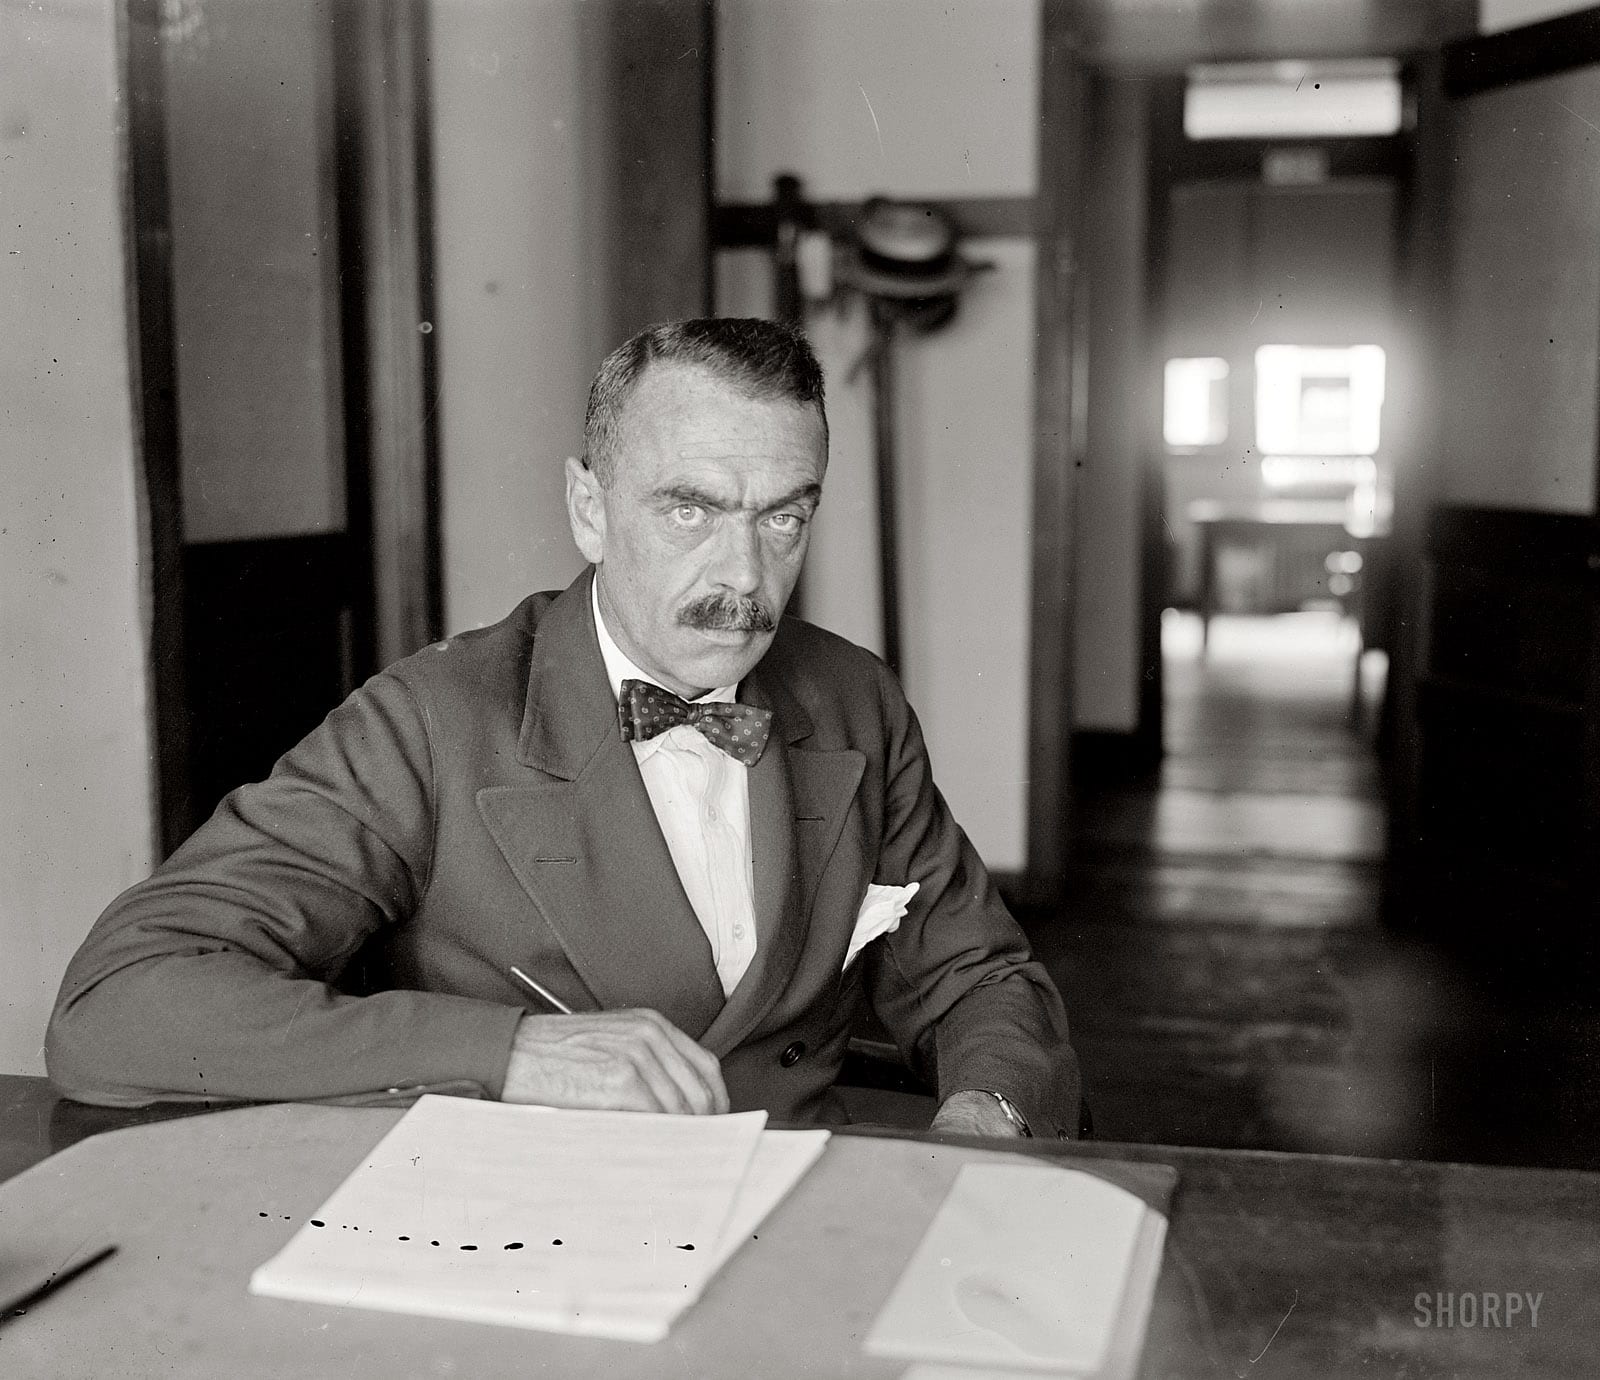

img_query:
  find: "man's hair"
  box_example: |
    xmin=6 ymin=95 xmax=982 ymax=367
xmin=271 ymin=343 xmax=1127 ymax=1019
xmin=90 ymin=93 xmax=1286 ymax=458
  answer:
xmin=582 ymin=317 xmax=827 ymax=484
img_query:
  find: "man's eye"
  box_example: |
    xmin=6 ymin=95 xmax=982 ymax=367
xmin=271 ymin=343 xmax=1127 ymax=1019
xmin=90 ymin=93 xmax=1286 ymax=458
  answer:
xmin=672 ymin=504 xmax=705 ymax=525
xmin=766 ymin=511 xmax=804 ymax=533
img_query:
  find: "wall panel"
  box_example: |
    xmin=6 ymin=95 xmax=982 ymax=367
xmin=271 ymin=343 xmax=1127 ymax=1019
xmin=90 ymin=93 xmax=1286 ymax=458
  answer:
xmin=0 ymin=0 xmax=155 ymax=1072
xmin=1439 ymin=66 xmax=1600 ymax=512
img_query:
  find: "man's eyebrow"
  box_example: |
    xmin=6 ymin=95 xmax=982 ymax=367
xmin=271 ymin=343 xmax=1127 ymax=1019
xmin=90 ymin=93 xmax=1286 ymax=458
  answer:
xmin=765 ymin=482 xmax=823 ymax=511
xmin=653 ymin=481 xmax=732 ymax=509
xmin=652 ymin=481 xmax=822 ymax=511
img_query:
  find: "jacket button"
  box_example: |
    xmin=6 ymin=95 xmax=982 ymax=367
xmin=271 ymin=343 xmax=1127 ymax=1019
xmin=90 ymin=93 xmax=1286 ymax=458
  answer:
xmin=779 ymin=1041 xmax=806 ymax=1067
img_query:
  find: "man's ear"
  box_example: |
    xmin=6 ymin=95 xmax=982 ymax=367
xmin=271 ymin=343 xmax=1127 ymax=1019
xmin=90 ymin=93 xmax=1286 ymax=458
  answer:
xmin=565 ymin=455 xmax=606 ymax=564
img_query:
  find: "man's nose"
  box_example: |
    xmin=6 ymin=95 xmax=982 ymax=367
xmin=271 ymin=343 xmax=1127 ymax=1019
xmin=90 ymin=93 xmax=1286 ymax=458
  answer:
xmin=709 ymin=517 xmax=763 ymax=593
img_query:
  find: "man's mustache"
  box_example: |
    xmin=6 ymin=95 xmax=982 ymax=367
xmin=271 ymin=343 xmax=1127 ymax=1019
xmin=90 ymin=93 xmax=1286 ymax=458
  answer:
xmin=677 ymin=592 xmax=777 ymax=634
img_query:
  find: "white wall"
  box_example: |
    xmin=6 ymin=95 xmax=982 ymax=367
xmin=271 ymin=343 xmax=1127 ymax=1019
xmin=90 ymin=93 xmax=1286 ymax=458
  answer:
xmin=715 ymin=0 xmax=1039 ymax=870
xmin=428 ymin=0 xmax=608 ymax=631
xmin=894 ymin=241 xmax=1035 ymax=866
xmin=716 ymin=0 xmax=1038 ymax=202
xmin=1438 ymin=66 xmax=1600 ymax=512
xmin=0 ymin=0 xmax=155 ymax=1073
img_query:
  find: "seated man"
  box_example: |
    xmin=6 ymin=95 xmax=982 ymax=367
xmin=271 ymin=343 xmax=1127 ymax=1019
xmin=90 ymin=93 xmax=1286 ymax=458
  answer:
xmin=46 ymin=318 xmax=1079 ymax=1139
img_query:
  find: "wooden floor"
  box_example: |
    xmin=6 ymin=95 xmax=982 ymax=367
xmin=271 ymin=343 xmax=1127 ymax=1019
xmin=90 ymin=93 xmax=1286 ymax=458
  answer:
xmin=1023 ymin=612 xmax=1600 ymax=1171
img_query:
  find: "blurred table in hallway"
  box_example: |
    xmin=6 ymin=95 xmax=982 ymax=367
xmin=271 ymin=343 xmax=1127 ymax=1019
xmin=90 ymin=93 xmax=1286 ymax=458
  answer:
xmin=4 ymin=1074 xmax=1599 ymax=1377
xmin=1189 ymin=499 xmax=1389 ymax=720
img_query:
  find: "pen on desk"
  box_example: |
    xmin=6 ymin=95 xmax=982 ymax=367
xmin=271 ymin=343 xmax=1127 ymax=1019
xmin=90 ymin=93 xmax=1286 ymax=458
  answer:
xmin=509 ymin=965 xmax=575 ymax=1015
xmin=0 ymin=1244 xmax=118 ymax=1325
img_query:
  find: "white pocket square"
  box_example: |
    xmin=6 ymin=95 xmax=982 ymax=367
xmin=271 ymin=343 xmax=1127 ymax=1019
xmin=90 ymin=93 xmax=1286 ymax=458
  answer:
xmin=844 ymin=882 xmax=919 ymax=971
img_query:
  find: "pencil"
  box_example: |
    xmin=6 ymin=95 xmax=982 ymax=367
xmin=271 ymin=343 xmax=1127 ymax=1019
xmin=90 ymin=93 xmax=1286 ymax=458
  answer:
xmin=0 ymin=1244 xmax=118 ymax=1325
xmin=509 ymin=965 xmax=575 ymax=1015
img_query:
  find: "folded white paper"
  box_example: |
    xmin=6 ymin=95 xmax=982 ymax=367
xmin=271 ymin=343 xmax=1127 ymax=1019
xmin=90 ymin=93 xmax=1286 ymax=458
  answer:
xmin=704 ymin=1127 xmax=830 ymax=1276
xmin=250 ymin=1097 xmax=827 ymax=1343
xmin=845 ymin=881 xmax=919 ymax=970
xmin=864 ymin=1163 xmax=1155 ymax=1376
xmin=893 ymin=1210 xmax=1168 ymax=1380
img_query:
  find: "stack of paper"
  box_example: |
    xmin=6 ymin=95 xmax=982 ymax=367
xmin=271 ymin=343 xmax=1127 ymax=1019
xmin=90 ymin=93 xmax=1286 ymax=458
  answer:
xmin=864 ymin=1162 xmax=1168 ymax=1380
xmin=249 ymin=1095 xmax=828 ymax=1341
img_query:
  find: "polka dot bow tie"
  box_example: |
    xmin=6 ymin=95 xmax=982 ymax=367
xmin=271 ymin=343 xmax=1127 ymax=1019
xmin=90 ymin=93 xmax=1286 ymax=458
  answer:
xmin=618 ymin=679 xmax=774 ymax=767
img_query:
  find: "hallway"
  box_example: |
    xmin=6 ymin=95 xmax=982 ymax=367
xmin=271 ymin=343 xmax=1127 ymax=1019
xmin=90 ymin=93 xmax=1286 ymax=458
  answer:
xmin=1026 ymin=611 xmax=1600 ymax=1170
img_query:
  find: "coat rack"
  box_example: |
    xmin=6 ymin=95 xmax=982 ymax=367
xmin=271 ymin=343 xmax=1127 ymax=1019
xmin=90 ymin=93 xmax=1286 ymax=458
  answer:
xmin=728 ymin=175 xmax=992 ymax=678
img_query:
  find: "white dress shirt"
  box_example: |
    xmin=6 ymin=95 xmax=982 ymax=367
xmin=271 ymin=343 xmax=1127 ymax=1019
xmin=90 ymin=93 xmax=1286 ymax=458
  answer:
xmin=592 ymin=582 xmax=758 ymax=996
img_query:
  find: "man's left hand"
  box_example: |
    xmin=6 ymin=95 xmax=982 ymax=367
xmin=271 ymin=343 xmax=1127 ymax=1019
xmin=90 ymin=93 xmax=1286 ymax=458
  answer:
xmin=928 ymin=1089 xmax=1024 ymax=1138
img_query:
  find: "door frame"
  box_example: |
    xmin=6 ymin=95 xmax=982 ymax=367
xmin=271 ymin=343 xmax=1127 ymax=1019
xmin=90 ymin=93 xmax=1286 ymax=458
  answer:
xmin=123 ymin=0 xmax=437 ymax=851
xmin=121 ymin=0 xmax=193 ymax=854
xmin=1022 ymin=2 xmax=1091 ymax=900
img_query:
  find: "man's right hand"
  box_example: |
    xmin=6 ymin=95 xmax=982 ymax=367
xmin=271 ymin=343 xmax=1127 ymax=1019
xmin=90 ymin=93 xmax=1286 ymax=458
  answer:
xmin=501 ymin=1008 xmax=729 ymax=1115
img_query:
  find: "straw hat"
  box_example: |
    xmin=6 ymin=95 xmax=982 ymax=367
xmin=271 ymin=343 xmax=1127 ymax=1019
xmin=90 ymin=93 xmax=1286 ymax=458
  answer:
xmin=840 ymin=198 xmax=985 ymax=302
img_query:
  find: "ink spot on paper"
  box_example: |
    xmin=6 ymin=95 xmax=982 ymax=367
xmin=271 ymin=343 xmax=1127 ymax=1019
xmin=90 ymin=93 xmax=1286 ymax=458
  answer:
xmin=258 ymin=1212 xmax=268 ymax=1218
xmin=431 ymin=1240 xmax=441 ymax=1247
xmin=399 ymin=1236 xmax=410 ymax=1241
xmin=460 ymin=1245 xmax=477 ymax=1251
xmin=675 ymin=1244 xmax=695 ymax=1252
xmin=504 ymin=1242 xmax=524 ymax=1250
xmin=551 ymin=1239 xmax=562 ymax=1247
xmin=310 ymin=1221 xmax=326 ymax=1228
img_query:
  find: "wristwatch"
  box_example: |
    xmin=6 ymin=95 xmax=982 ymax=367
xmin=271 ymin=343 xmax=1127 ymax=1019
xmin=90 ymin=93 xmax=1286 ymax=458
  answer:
xmin=977 ymin=1089 xmax=1033 ymax=1138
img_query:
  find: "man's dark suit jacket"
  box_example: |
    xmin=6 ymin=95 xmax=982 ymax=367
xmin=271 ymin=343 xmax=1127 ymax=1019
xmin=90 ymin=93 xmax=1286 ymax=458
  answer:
xmin=47 ymin=570 xmax=1079 ymax=1135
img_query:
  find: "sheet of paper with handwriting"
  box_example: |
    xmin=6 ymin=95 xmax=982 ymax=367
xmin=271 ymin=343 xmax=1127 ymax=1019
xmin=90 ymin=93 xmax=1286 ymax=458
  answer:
xmin=250 ymin=1095 xmax=828 ymax=1342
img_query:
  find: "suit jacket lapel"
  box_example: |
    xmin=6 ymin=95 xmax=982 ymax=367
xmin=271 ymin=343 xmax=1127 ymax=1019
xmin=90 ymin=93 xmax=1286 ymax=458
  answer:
xmin=701 ymin=657 xmax=865 ymax=1056
xmin=476 ymin=569 xmax=726 ymax=1040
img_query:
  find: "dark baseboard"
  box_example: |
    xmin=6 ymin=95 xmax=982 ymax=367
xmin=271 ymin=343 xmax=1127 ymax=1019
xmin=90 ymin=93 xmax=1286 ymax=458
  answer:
xmin=1070 ymin=729 xmax=1163 ymax=788
xmin=182 ymin=533 xmax=364 ymax=833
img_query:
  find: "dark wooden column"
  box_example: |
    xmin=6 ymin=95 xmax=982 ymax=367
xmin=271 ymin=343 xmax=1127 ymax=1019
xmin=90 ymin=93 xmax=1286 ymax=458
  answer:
xmin=331 ymin=0 xmax=441 ymax=669
xmin=601 ymin=0 xmax=715 ymax=340
xmin=1383 ymin=49 xmax=1451 ymax=872
xmin=122 ymin=0 xmax=194 ymax=853
xmin=867 ymin=302 xmax=905 ymax=677
xmin=1025 ymin=2 xmax=1090 ymax=898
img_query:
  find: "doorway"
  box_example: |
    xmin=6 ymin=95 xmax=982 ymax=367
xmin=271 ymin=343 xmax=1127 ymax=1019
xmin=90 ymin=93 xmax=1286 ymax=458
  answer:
xmin=1142 ymin=64 xmax=1407 ymax=860
xmin=124 ymin=0 xmax=439 ymax=851
xmin=1034 ymin=59 xmax=1428 ymax=1154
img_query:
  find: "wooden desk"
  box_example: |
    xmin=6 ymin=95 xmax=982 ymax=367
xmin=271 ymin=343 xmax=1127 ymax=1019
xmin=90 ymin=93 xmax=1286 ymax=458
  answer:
xmin=3 ymin=1075 xmax=1598 ymax=1377
xmin=1189 ymin=500 xmax=1388 ymax=725
xmin=1189 ymin=498 xmax=1384 ymax=629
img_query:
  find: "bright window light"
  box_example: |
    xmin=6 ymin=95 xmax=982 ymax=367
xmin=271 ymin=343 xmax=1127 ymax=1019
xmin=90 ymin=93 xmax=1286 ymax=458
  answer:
xmin=1185 ymin=60 xmax=1403 ymax=140
xmin=1164 ymin=357 xmax=1229 ymax=449
xmin=1256 ymin=345 xmax=1385 ymax=455
xmin=1260 ymin=456 xmax=1377 ymax=490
